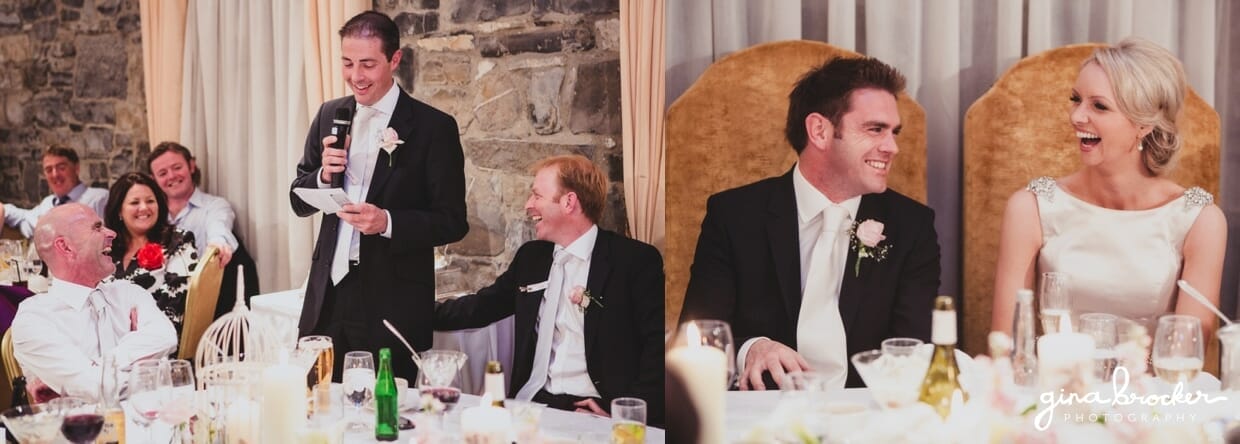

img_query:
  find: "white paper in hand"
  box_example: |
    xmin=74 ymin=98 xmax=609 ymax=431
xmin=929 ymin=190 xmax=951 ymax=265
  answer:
xmin=293 ymin=187 xmax=354 ymax=214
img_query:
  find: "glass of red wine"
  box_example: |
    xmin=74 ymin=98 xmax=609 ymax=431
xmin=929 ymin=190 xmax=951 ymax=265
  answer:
xmin=59 ymin=403 xmax=104 ymax=444
xmin=417 ymin=350 xmax=466 ymax=411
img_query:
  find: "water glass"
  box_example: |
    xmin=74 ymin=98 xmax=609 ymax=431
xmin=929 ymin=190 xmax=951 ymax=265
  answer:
xmin=1039 ymin=272 xmax=1072 ymax=333
xmin=505 ymin=399 xmax=545 ymax=442
xmin=1152 ymin=315 xmax=1204 ymax=385
xmin=610 ymin=397 xmax=646 ymax=444
xmin=881 ymin=338 xmax=923 ymax=357
xmin=341 ymin=351 xmax=375 ymax=430
xmin=1080 ymin=313 xmax=1119 ymax=381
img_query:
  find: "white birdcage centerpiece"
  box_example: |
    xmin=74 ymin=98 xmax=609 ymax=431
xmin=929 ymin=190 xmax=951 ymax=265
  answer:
xmin=194 ymin=265 xmax=284 ymax=390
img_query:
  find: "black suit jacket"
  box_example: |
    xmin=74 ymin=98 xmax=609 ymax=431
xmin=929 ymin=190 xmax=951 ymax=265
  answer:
xmin=434 ymin=229 xmax=665 ymax=425
xmin=290 ymin=89 xmax=468 ymax=364
xmin=680 ymin=170 xmax=941 ymax=388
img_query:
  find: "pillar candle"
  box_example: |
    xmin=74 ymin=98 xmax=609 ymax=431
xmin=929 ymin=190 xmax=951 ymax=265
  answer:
xmin=260 ymin=352 xmax=307 ymax=443
xmin=460 ymin=393 xmax=512 ymax=444
xmin=1037 ymin=332 xmax=1095 ymax=390
xmin=666 ymin=322 xmax=727 ymax=444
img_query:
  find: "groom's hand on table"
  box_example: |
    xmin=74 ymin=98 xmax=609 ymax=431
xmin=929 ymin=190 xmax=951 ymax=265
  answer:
xmin=742 ymin=338 xmax=810 ymax=391
xmin=573 ymin=398 xmax=609 ymax=416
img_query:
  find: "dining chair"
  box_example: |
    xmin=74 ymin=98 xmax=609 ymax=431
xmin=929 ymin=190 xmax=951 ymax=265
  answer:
xmin=962 ymin=43 xmax=1221 ymax=362
xmin=180 ymin=246 xmax=225 ymax=360
xmin=1 ymin=328 xmax=20 ymax=409
xmin=664 ymin=40 xmax=928 ymax=329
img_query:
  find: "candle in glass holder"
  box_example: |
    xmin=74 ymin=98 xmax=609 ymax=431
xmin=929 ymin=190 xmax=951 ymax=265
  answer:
xmin=260 ymin=352 xmax=307 ymax=443
xmin=1036 ymin=332 xmax=1095 ymax=390
xmin=460 ymin=394 xmax=512 ymax=444
xmin=666 ymin=322 xmax=727 ymax=444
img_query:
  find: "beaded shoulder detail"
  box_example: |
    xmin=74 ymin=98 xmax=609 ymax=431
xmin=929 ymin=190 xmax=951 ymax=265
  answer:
xmin=1183 ymin=187 xmax=1213 ymax=210
xmin=1026 ymin=176 xmax=1056 ymax=202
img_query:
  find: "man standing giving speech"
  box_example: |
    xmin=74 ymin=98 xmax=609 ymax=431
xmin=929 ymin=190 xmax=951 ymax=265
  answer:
xmin=290 ymin=11 xmax=468 ymax=380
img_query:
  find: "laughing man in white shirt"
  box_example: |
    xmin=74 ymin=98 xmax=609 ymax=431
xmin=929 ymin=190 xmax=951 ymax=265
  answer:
xmin=0 ymin=147 xmax=109 ymax=237
xmin=10 ymin=203 xmax=177 ymax=402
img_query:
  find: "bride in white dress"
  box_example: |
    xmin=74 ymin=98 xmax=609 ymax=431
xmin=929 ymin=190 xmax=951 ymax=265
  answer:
xmin=990 ymin=38 xmax=1226 ymax=340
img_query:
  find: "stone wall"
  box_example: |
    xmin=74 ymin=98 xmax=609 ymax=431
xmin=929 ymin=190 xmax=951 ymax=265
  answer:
xmin=0 ymin=0 xmax=147 ymax=207
xmin=375 ymin=0 xmax=624 ymax=291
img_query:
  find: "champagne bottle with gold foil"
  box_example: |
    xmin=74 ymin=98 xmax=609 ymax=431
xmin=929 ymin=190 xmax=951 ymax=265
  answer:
xmin=484 ymin=360 xmax=505 ymax=407
xmin=918 ymin=295 xmax=967 ymax=419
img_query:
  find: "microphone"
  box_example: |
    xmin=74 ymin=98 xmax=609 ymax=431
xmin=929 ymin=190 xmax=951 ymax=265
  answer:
xmin=328 ymin=107 xmax=353 ymax=188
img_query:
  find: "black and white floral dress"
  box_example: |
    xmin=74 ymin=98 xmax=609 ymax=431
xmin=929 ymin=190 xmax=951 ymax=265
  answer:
xmin=111 ymin=229 xmax=198 ymax=335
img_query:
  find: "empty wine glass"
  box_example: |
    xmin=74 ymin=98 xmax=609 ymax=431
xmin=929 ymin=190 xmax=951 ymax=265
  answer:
xmin=672 ymin=320 xmax=736 ymax=389
xmin=126 ymin=359 xmax=169 ymax=442
xmin=342 ymin=351 xmax=375 ymax=431
xmin=163 ymin=360 xmax=197 ymax=442
xmin=1039 ymin=272 xmax=1072 ymax=333
xmin=1080 ymin=313 xmax=1119 ymax=382
xmin=1152 ymin=314 xmax=1204 ymax=385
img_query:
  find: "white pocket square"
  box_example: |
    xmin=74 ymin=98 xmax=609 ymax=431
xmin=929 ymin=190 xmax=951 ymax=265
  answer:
xmin=519 ymin=281 xmax=548 ymax=293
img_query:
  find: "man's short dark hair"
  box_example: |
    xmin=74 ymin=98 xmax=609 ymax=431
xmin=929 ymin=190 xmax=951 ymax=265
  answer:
xmin=339 ymin=11 xmax=400 ymax=60
xmin=148 ymin=141 xmax=201 ymax=186
xmin=44 ymin=146 xmax=79 ymax=164
xmin=784 ymin=57 xmax=907 ymax=154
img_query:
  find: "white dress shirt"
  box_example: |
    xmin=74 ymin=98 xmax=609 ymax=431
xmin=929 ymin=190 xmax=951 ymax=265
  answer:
xmin=170 ymin=188 xmax=238 ymax=253
xmin=315 ymin=82 xmax=399 ymax=241
xmin=543 ymin=225 xmax=601 ymax=398
xmin=736 ymin=163 xmax=860 ymax=376
xmin=3 ymin=183 xmax=108 ymax=237
xmin=10 ymin=278 xmax=178 ymax=402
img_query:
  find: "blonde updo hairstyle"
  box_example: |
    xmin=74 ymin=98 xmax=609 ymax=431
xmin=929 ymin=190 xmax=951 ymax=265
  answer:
xmin=1083 ymin=38 xmax=1187 ymax=176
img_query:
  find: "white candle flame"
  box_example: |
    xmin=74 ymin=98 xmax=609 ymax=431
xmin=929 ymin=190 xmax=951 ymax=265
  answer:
xmin=686 ymin=322 xmax=702 ymax=347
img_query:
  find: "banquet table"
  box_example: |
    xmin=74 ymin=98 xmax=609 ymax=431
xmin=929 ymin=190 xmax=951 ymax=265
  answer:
xmin=250 ymin=288 xmax=515 ymax=395
xmin=124 ymin=392 xmax=666 ymax=443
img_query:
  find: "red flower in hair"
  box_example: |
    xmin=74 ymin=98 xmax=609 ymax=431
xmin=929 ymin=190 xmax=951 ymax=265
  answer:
xmin=136 ymin=243 xmax=165 ymax=270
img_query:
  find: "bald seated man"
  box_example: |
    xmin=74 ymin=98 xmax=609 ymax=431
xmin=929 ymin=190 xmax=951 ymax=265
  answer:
xmin=10 ymin=203 xmax=176 ymax=402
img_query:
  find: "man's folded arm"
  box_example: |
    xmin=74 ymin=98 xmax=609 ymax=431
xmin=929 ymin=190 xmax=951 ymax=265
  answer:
xmin=111 ymin=291 xmax=178 ymax=368
xmin=11 ymin=313 xmax=104 ymax=401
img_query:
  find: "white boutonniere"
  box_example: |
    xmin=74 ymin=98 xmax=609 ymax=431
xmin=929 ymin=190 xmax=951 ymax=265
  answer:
xmin=849 ymin=219 xmax=890 ymax=276
xmin=568 ymin=285 xmax=603 ymax=312
xmin=378 ymin=127 xmax=404 ymax=166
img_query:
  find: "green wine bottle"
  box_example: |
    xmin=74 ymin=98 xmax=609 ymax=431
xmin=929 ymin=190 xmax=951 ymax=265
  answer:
xmin=375 ymin=348 xmax=399 ymax=441
xmin=917 ymin=295 xmax=968 ymax=419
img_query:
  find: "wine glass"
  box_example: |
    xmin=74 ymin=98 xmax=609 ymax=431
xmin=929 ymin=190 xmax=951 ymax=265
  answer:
xmin=59 ymin=402 xmax=103 ymax=444
xmin=671 ymin=320 xmax=736 ymax=389
xmin=298 ymin=335 xmax=334 ymax=416
xmin=1039 ymin=272 xmax=1072 ymax=333
xmin=126 ymin=359 xmax=169 ymax=442
xmin=341 ymin=351 xmax=375 ymax=431
xmin=1080 ymin=313 xmax=1119 ymax=382
xmin=1152 ymin=314 xmax=1204 ymax=385
xmin=417 ymin=350 xmax=466 ymax=411
xmin=163 ymin=360 xmax=197 ymax=442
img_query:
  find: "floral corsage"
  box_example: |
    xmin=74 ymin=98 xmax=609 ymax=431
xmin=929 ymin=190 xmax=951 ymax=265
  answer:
xmin=136 ymin=243 xmax=165 ymax=270
xmin=568 ymin=285 xmax=603 ymax=311
xmin=848 ymin=219 xmax=890 ymax=276
xmin=378 ymin=127 xmax=404 ymax=166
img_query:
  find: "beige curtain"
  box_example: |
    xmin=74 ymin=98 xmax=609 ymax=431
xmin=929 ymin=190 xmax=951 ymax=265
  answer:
xmin=180 ymin=0 xmax=312 ymax=292
xmin=138 ymin=0 xmax=188 ymax=144
xmin=304 ymin=0 xmax=370 ymax=121
xmin=620 ymin=0 xmax=667 ymax=250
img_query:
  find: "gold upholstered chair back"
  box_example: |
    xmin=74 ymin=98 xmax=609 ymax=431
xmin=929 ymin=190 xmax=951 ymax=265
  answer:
xmin=665 ymin=40 xmax=928 ymax=328
xmin=180 ymin=246 xmax=225 ymax=359
xmin=1 ymin=328 xmax=20 ymax=409
xmin=962 ymin=43 xmax=1221 ymax=356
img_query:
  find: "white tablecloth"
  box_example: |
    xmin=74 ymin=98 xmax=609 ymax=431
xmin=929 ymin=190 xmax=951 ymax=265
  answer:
xmin=249 ymin=289 xmax=515 ymax=396
xmin=725 ymin=389 xmax=875 ymax=439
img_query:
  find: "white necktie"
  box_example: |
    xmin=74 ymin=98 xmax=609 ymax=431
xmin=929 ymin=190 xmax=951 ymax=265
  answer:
xmin=87 ymin=290 xmax=116 ymax=356
xmin=797 ymin=205 xmax=850 ymax=388
xmin=517 ymin=250 xmax=569 ymax=400
xmin=331 ymin=106 xmax=376 ymax=284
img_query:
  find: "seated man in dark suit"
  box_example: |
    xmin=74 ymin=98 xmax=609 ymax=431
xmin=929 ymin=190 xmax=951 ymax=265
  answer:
xmin=435 ymin=155 xmax=664 ymax=425
xmin=680 ymin=57 xmax=942 ymax=390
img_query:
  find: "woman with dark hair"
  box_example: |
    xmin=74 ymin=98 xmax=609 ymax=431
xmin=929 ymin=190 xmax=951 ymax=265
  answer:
xmin=104 ymin=172 xmax=198 ymax=335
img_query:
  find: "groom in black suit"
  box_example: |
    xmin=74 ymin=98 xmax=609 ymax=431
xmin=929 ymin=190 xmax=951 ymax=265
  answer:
xmin=290 ymin=11 xmax=468 ymax=380
xmin=435 ymin=155 xmax=664 ymax=425
xmin=680 ymin=57 xmax=941 ymax=390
